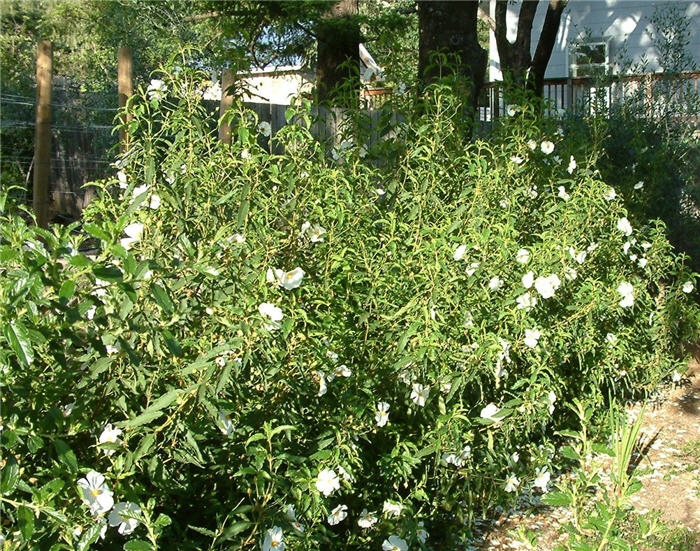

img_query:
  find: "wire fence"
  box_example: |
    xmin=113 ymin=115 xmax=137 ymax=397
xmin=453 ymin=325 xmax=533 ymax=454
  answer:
xmin=1 ymin=85 xmax=119 ymax=219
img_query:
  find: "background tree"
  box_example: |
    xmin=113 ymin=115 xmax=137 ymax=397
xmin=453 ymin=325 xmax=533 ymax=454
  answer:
xmin=417 ymin=0 xmax=487 ymax=112
xmin=493 ymin=0 xmax=567 ymax=98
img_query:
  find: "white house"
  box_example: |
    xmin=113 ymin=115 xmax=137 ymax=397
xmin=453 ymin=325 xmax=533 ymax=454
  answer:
xmin=488 ymin=0 xmax=700 ymax=81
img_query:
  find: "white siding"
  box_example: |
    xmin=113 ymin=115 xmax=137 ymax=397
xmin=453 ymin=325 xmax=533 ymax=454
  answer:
xmin=489 ymin=0 xmax=700 ymax=81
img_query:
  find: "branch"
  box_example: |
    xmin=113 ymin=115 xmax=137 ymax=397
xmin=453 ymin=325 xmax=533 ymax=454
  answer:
xmin=532 ymin=0 xmax=567 ymax=73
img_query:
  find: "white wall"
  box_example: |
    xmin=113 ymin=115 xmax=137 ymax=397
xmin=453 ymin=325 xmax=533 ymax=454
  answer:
xmin=239 ymin=70 xmax=315 ymax=104
xmin=489 ymin=0 xmax=700 ymax=81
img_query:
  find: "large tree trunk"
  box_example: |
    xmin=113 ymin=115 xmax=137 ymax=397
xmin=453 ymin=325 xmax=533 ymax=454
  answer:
xmin=494 ymin=0 xmax=566 ymax=98
xmin=316 ymin=0 xmax=360 ymax=107
xmin=417 ymin=0 xmax=487 ymax=113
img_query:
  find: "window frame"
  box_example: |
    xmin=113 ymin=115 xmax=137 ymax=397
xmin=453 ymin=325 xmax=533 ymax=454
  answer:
xmin=568 ymin=38 xmax=610 ymax=78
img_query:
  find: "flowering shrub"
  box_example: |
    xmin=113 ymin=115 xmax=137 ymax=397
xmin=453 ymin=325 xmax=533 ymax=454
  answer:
xmin=1 ymin=71 xmax=698 ymax=550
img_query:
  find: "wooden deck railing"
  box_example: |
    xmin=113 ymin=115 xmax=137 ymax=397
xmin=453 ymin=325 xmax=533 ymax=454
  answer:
xmin=478 ymin=71 xmax=700 ymax=123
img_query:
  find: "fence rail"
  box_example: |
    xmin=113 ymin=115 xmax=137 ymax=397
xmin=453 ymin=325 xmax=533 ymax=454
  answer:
xmin=478 ymin=71 xmax=700 ymax=123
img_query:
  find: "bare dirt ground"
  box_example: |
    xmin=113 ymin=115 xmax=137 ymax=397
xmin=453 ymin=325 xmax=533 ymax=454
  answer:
xmin=467 ymin=356 xmax=700 ymax=551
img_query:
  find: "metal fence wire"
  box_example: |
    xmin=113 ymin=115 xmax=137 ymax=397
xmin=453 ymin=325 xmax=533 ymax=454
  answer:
xmin=1 ymin=85 xmax=119 ymax=219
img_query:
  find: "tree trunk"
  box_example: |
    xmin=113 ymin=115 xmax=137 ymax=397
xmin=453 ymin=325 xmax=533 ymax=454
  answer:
xmin=316 ymin=0 xmax=360 ymax=107
xmin=494 ymin=0 xmax=566 ymax=98
xmin=417 ymin=0 xmax=486 ymax=112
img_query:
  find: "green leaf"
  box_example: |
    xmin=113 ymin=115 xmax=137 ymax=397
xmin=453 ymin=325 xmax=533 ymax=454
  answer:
xmin=92 ymin=265 xmax=123 ymax=282
xmin=17 ymin=505 xmax=34 ymax=540
xmin=541 ymin=491 xmax=572 ymax=507
xmin=58 ymin=280 xmax=76 ymax=301
xmin=154 ymin=513 xmax=172 ymax=528
xmin=4 ymin=320 xmax=34 ymax=366
xmin=123 ymin=541 xmax=153 ymax=551
xmin=150 ymin=283 xmax=174 ymax=314
xmin=122 ymin=388 xmax=184 ymax=429
xmin=1 ymin=456 xmax=19 ymax=494
xmin=90 ymin=357 xmax=112 ymax=379
xmin=54 ymin=439 xmax=78 ymax=473
xmin=83 ymin=223 xmax=111 ymax=242
xmin=220 ymin=521 xmax=251 ymax=541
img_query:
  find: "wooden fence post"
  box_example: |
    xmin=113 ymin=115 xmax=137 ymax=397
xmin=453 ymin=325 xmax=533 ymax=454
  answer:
xmin=118 ymin=46 xmax=133 ymax=153
xmin=33 ymin=40 xmax=52 ymax=228
xmin=219 ymin=68 xmax=234 ymax=144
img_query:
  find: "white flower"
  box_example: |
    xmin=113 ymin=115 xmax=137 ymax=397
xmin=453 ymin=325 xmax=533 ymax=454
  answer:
xmin=416 ymin=523 xmax=428 ymax=543
xmin=316 ymin=469 xmax=340 ymax=497
xmin=558 ymin=186 xmax=570 ymax=200
xmin=533 ymin=467 xmax=551 ymax=493
xmin=108 ymin=502 xmax=141 ymax=535
xmin=120 ymin=222 xmax=144 ymax=250
xmin=516 ymin=292 xmax=537 ymax=311
xmin=617 ymin=281 xmax=634 ymax=308
xmin=357 ymin=509 xmax=378 ymax=528
xmin=132 ymin=184 xmax=150 ymax=198
xmin=547 ymin=391 xmax=557 ymax=415
xmin=672 ymin=370 xmax=682 ymax=382
xmin=504 ymin=474 xmax=520 ymax=493
xmin=534 ymin=274 xmax=561 ymax=299
xmin=489 ymin=276 xmax=504 ymax=291
xmin=146 ymin=79 xmax=167 ymax=101
xmin=326 ymin=349 xmax=339 ymax=363
xmin=641 ymin=242 xmax=652 ymax=250
xmin=382 ymin=535 xmax=408 ymax=551
xmin=77 ymin=471 xmax=114 ymax=516
xmin=117 ymin=170 xmax=127 ymax=189
xmin=606 ymin=333 xmax=618 ymax=347
xmin=300 ymin=222 xmax=326 ymax=243
xmin=522 ymin=271 xmax=534 ymax=289
xmin=617 ymin=217 xmax=633 ymax=236
xmin=466 ymin=262 xmax=480 ymax=276
xmin=86 ymin=305 xmax=96 ymax=320
xmin=506 ymin=104 xmax=518 ymax=117
xmin=410 ymin=383 xmax=430 ymax=407
xmin=464 ymin=311 xmax=474 ymax=327
xmin=540 ymin=141 xmax=554 ymax=155
xmin=148 ymin=194 xmax=161 ymax=210
xmin=258 ymin=302 xmax=283 ymax=330
xmin=327 ymin=504 xmax=348 ymax=526
xmin=215 ymin=356 xmax=226 ymax=368
xmin=524 ymin=329 xmax=541 ymax=349
xmin=272 ymin=267 xmax=305 ymax=290
xmin=527 ymin=139 xmax=537 ymax=150
xmin=337 ymin=466 xmax=354 ymax=482
xmin=604 ymin=187 xmax=617 ymax=201
xmin=262 ymin=526 xmax=284 ymax=551
xmin=480 ymin=403 xmax=503 ymax=422
xmin=634 ymin=181 xmax=644 ymax=190
xmin=218 ymin=410 xmax=234 ymax=436
xmin=499 ymin=199 xmax=509 ymax=208
xmin=510 ymin=155 xmax=524 ymax=165
xmin=105 ymin=344 xmax=118 ymax=355
xmin=258 ymin=121 xmax=272 ymax=137
xmin=638 ymin=257 xmax=648 ymax=268
xmin=567 ymin=156 xmax=577 ymax=174
xmin=453 ymin=244 xmax=468 ymax=261
xmin=382 ymin=501 xmax=403 ymax=517
xmin=511 ymin=452 xmax=520 ymax=463
xmin=375 ymin=402 xmax=390 ymax=427
xmin=526 ymin=185 xmax=538 ymax=198
xmin=98 ymin=423 xmax=122 ymax=456
xmin=61 ymin=402 xmax=75 ymax=417
xmin=376 ymin=188 xmax=386 ymax=196
xmin=328 ymin=364 xmax=351 ymax=380
xmin=516 ymin=249 xmax=530 ymax=264
xmin=682 ymin=281 xmax=694 ymax=293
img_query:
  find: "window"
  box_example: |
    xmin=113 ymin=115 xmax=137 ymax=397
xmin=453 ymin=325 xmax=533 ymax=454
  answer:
xmin=569 ymin=40 xmax=609 ymax=77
